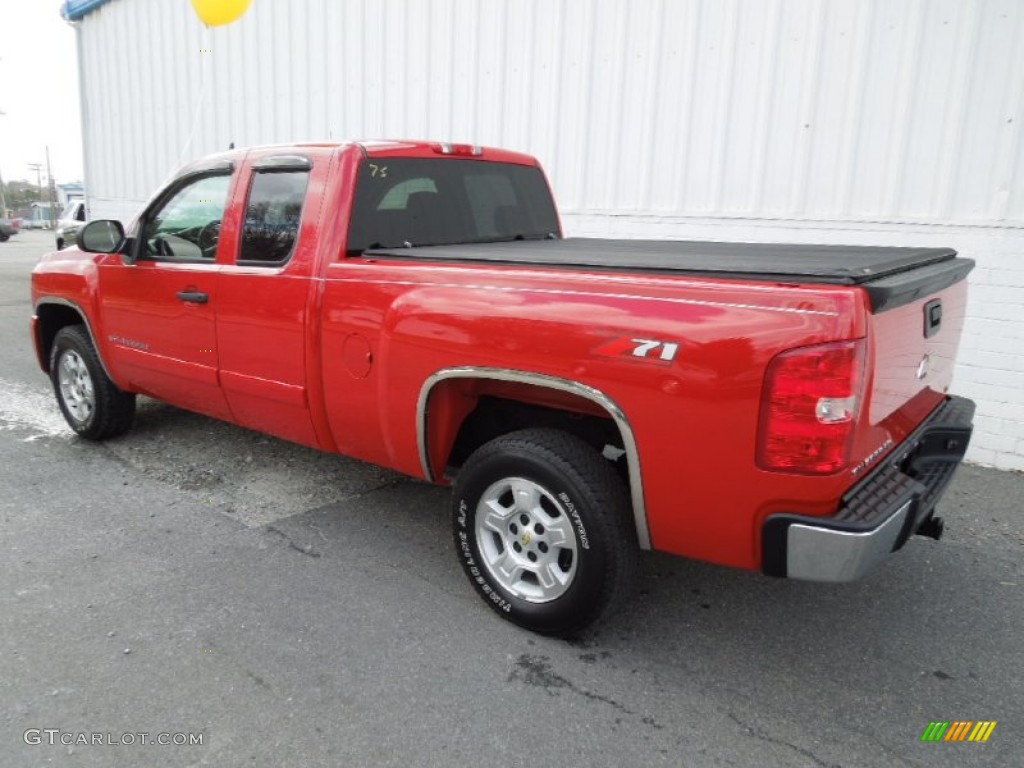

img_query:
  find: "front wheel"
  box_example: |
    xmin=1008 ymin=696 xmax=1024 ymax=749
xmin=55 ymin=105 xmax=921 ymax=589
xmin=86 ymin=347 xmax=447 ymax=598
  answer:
xmin=50 ymin=325 xmax=136 ymax=440
xmin=452 ymin=428 xmax=637 ymax=636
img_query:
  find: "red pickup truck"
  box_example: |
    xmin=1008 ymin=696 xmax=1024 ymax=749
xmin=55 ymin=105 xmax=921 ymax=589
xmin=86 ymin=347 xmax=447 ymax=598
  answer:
xmin=31 ymin=141 xmax=975 ymax=635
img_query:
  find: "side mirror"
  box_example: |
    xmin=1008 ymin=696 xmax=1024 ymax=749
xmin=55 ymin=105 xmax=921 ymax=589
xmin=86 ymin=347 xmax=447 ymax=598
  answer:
xmin=79 ymin=220 xmax=126 ymax=254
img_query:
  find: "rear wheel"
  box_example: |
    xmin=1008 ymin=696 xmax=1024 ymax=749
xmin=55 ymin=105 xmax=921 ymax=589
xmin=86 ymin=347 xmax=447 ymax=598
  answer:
xmin=452 ymin=428 xmax=636 ymax=636
xmin=50 ymin=325 xmax=135 ymax=440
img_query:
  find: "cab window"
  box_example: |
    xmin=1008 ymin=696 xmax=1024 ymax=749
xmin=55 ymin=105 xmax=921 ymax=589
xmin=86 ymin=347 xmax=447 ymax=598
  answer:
xmin=142 ymin=174 xmax=231 ymax=261
xmin=239 ymin=170 xmax=309 ymax=265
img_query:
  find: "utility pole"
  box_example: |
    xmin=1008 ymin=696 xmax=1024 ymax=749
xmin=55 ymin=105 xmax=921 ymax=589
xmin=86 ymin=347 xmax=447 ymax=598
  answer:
xmin=46 ymin=146 xmax=58 ymax=229
xmin=0 ymin=108 xmax=6 ymax=218
xmin=27 ymin=162 xmax=43 ymax=227
xmin=27 ymin=163 xmax=43 ymax=199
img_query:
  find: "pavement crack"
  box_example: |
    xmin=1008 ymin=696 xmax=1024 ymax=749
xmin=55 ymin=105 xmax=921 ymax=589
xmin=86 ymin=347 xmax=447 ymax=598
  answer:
xmin=266 ymin=525 xmax=321 ymax=558
xmin=343 ymin=477 xmax=415 ymax=500
xmin=727 ymin=712 xmax=840 ymax=768
xmin=508 ymin=654 xmax=664 ymax=729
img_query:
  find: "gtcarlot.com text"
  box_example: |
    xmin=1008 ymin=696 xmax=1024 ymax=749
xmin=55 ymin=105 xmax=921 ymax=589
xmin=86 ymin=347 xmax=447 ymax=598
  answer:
xmin=24 ymin=729 xmax=204 ymax=747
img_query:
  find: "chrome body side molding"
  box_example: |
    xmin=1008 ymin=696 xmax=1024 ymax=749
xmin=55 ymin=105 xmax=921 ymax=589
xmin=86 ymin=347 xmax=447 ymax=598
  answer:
xmin=417 ymin=367 xmax=651 ymax=550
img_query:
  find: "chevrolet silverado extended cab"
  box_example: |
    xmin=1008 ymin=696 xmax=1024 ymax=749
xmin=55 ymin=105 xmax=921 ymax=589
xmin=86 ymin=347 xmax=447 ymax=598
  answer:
xmin=31 ymin=141 xmax=975 ymax=635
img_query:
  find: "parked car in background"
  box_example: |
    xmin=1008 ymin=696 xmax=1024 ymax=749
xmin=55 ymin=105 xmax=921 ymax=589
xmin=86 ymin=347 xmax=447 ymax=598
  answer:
xmin=0 ymin=221 xmax=17 ymax=241
xmin=56 ymin=200 xmax=87 ymax=249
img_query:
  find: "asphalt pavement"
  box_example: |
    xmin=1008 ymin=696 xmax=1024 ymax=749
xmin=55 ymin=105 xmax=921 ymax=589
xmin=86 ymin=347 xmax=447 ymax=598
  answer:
xmin=1 ymin=229 xmax=1022 ymax=767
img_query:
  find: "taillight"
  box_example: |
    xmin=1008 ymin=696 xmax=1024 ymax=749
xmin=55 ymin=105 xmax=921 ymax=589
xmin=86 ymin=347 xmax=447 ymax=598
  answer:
xmin=757 ymin=339 xmax=866 ymax=474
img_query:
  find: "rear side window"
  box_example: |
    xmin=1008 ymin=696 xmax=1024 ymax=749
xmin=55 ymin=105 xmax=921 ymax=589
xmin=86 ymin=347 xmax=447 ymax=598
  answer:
xmin=240 ymin=170 xmax=309 ymax=265
xmin=347 ymin=158 xmax=560 ymax=253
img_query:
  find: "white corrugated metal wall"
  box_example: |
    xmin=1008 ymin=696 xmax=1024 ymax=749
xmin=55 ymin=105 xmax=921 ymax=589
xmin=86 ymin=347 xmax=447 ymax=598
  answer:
xmin=76 ymin=0 xmax=1024 ymax=468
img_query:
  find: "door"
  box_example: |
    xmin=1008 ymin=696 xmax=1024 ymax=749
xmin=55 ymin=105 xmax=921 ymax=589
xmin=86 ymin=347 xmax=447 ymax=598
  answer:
xmin=214 ymin=154 xmax=321 ymax=446
xmin=98 ymin=172 xmax=234 ymax=420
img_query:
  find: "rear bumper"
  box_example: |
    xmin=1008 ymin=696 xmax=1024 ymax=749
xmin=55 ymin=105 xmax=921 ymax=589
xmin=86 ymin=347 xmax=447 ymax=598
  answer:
xmin=762 ymin=395 xmax=975 ymax=582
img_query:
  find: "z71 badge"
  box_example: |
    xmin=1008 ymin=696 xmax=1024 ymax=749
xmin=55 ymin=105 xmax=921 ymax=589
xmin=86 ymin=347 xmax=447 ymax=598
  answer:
xmin=592 ymin=337 xmax=680 ymax=365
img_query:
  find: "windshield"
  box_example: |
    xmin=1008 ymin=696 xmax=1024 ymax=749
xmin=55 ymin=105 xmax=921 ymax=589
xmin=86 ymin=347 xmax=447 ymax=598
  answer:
xmin=347 ymin=157 xmax=560 ymax=254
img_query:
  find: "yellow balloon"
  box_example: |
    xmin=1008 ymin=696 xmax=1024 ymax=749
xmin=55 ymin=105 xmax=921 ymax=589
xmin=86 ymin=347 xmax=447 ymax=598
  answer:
xmin=190 ymin=0 xmax=252 ymax=27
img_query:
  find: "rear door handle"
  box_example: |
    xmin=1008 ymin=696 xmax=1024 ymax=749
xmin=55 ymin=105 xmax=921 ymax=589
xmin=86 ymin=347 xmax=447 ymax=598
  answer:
xmin=177 ymin=290 xmax=209 ymax=304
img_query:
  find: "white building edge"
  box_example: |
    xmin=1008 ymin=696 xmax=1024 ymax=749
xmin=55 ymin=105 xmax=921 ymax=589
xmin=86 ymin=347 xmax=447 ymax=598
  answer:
xmin=66 ymin=0 xmax=1024 ymax=469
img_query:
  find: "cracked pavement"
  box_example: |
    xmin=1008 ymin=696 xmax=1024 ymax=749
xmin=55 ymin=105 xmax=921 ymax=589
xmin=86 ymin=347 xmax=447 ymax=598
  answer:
xmin=2 ymin=230 xmax=1023 ymax=767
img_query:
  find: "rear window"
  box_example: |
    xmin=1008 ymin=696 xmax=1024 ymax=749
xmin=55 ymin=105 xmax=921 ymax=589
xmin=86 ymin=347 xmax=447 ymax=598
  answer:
xmin=347 ymin=158 xmax=559 ymax=254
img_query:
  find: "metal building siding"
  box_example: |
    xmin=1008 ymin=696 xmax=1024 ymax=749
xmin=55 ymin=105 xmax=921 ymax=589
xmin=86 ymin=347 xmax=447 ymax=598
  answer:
xmin=75 ymin=0 xmax=1024 ymax=467
xmin=79 ymin=0 xmax=1024 ymax=226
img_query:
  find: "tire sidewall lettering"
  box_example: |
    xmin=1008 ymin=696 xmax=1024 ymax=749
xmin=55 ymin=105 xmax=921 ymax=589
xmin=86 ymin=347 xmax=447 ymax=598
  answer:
xmin=557 ymin=491 xmax=590 ymax=550
xmin=457 ymin=527 xmax=476 ymax=567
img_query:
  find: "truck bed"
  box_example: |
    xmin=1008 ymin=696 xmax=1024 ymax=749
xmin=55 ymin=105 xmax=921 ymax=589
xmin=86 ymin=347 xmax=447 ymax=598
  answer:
xmin=365 ymin=238 xmax=974 ymax=312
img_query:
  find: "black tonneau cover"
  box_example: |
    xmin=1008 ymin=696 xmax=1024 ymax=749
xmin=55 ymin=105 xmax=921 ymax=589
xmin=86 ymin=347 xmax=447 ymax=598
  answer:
xmin=364 ymin=238 xmax=974 ymax=312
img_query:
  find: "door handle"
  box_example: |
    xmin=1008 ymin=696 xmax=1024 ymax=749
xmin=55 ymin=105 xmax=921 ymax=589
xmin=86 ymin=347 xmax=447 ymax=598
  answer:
xmin=177 ymin=290 xmax=209 ymax=304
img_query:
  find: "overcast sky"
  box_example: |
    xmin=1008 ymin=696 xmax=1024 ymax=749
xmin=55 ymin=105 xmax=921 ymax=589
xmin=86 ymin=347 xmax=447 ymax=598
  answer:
xmin=0 ymin=1 xmax=83 ymax=185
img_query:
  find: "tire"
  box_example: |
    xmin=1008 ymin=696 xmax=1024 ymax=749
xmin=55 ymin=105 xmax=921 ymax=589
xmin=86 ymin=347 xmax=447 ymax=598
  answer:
xmin=0 ymin=233 xmax=9 ymax=242
xmin=56 ymin=238 xmax=64 ymax=250
xmin=50 ymin=325 xmax=136 ymax=440
xmin=453 ymin=428 xmax=637 ymax=636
